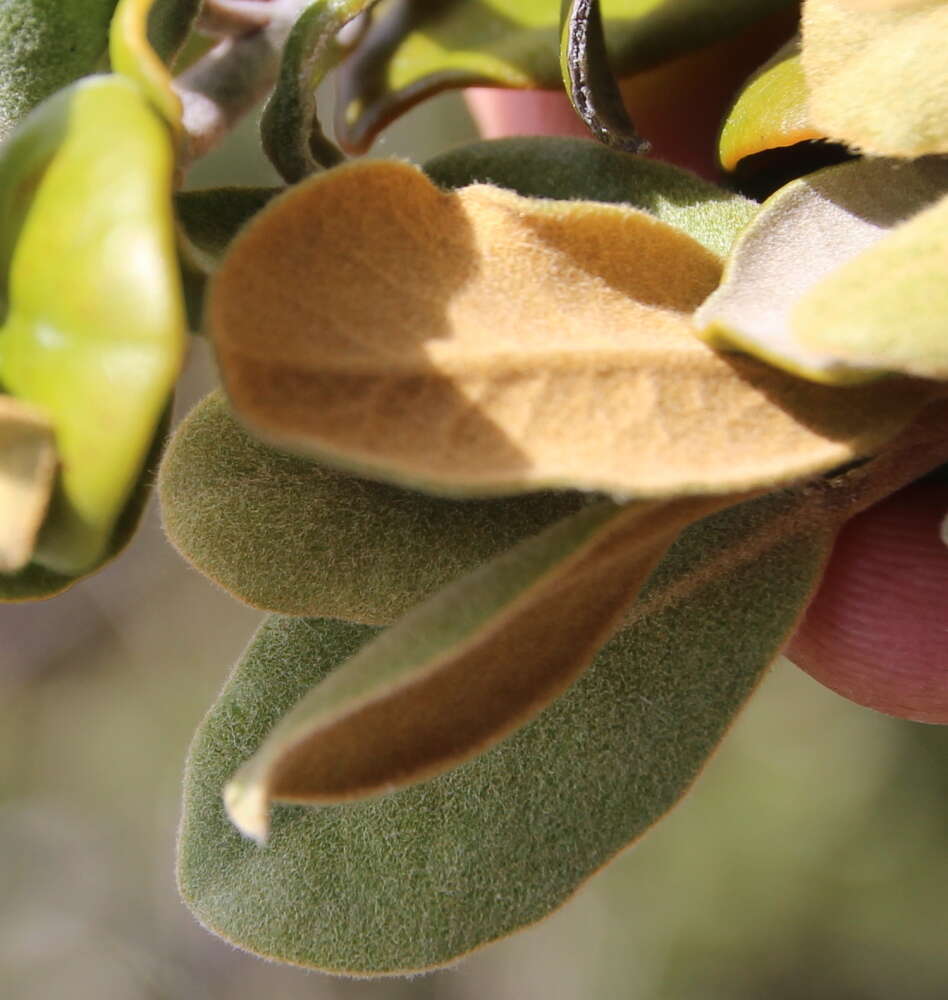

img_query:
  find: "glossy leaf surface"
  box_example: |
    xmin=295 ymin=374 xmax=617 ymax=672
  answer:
xmin=0 ymin=76 xmax=185 ymax=574
xmin=336 ymin=0 xmax=797 ymax=153
xmin=801 ymin=0 xmax=948 ymax=156
xmin=696 ymin=157 xmax=948 ymax=383
xmin=109 ymin=0 xmax=185 ymax=127
xmin=0 ymin=0 xmax=117 ymax=141
xmin=179 ymin=485 xmax=832 ymax=973
xmin=159 ymin=390 xmax=588 ymax=621
xmin=718 ymin=37 xmax=821 ymax=172
xmin=211 ymin=157 xmax=932 ymax=500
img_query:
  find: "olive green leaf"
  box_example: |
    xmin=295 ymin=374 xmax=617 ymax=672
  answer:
xmin=146 ymin=0 xmax=202 ymax=64
xmin=260 ymin=0 xmax=376 ymax=181
xmin=794 ymin=192 xmax=948 ymax=380
xmin=560 ymin=0 xmax=646 ymax=152
xmin=0 ymin=76 xmax=185 ymax=574
xmin=178 ymin=490 xmax=832 ymax=973
xmin=175 ymin=186 xmax=281 ymax=272
xmin=0 ymin=395 xmax=56 ymax=573
xmin=424 ymin=135 xmax=758 ymax=259
xmin=0 ymin=0 xmax=118 ymax=142
xmin=158 ymin=390 xmax=588 ymax=621
xmin=718 ymin=37 xmax=822 ymax=172
xmin=109 ymin=0 xmax=185 ymax=127
xmin=801 ymin=0 xmax=948 ymax=157
xmin=336 ymin=0 xmax=797 ymax=154
xmin=224 ymin=491 xmax=734 ymax=840
xmin=695 ymin=157 xmax=948 ymax=383
xmin=210 ymin=157 xmax=934 ymax=500
xmin=0 ymin=407 xmax=170 ymax=601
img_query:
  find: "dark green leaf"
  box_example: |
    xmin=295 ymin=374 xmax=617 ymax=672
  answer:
xmin=261 ymin=0 xmax=376 ymax=181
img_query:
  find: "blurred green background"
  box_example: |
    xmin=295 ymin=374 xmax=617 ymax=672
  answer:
xmin=2 ymin=86 xmax=947 ymax=1000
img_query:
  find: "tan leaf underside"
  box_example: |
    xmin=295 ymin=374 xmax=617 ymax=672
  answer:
xmin=212 ymin=159 xmax=934 ymax=497
xmin=0 ymin=395 xmax=57 ymax=572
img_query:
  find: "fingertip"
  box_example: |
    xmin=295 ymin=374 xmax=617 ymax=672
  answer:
xmin=786 ymin=485 xmax=948 ymax=724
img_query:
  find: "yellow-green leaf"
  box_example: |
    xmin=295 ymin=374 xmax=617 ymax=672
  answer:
xmin=158 ymin=390 xmax=588 ymax=621
xmin=0 ymin=395 xmax=56 ymax=572
xmin=178 ymin=487 xmax=833 ymax=973
xmin=718 ymin=37 xmax=823 ymax=172
xmin=801 ymin=0 xmax=948 ymax=156
xmin=794 ymin=191 xmax=948 ymax=379
xmin=224 ymin=492 xmax=732 ymax=840
xmin=211 ymin=157 xmax=934 ymax=499
xmin=0 ymin=76 xmax=185 ymax=574
xmin=336 ymin=0 xmax=797 ymax=153
xmin=109 ymin=0 xmax=184 ymax=128
xmin=696 ymin=157 xmax=948 ymax=383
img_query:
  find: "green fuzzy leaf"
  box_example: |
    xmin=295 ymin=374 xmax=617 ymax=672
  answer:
xmin=0 ymin=0 xmax=118 ymax=142
xmin=424 ymin=136 xmax=758 ymax=259
xmin=224 ymin=491 xmax=732 ymax=837
xmin=260 ymin=0 xmax=376 ymax=181
xmin=178 ymin=487 xmax=831 ymax=973
xmin=336 ymin=0 xmax=797 ymax=153
xmin=0 ymin=406 xmax=170 ymax=601
xmin=695 ymin=157 xmax=948 ymax=384
xmin=801 ymin=0 xmax=948 ymax=157
xmin=560 ymin=0 xmax=646 ymax=152
xmin=0 ymin=76 xmax=185 ymax=574
xmin=159 ymin=390 xmax=588 ymax=621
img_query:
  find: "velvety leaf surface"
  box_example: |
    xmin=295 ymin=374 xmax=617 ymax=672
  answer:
xmin=696 ymin=157 xmax=948 ymax=383
xmin=110 ymin=0 xmax=183 ymax=126
xmin=718 ymin=37 xmax=821 ymax=172
xmin=0 ymin=407 xmax=170 ymax=601
xmin=336 ymin=0 xmax=797 ymax=153
xmin=159 ymin=390 xmax=588 ymax=621
xmin=261 ymin=0 xmax=375 ymax=180
xmin=0 ymin=0 xmax=118 ymax=142
xmin=224 ymin=492 xmax=733 ymax=838
xmin=424 ymin=136 xmax=758 ymax=259
xmin=178 ymin=486 xmax=832 ymax=973
xmin=794 ymin=192 xmax=948 ymax=380
xmin=801 ymin=0 xmax=948 ymax=156
xmin=211 ymin=157 xmax=932 ymax=499
xmin=0 ymin=76 xmax=185 ymax=574
xmin=0 ymin=395 xmax=56 ymax=572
